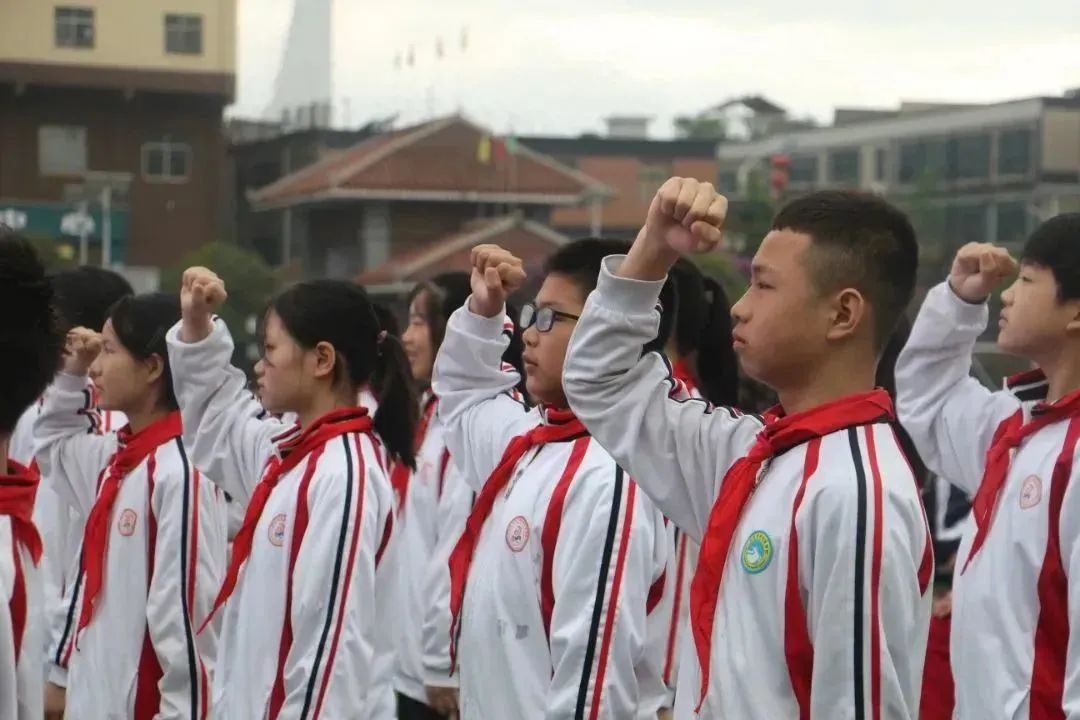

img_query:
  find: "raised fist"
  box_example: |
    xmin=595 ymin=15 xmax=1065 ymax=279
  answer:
xmin=468 ymin=244 xmax=527 ymax=318
xmin=63 ymin=326 xmax=102 ymax=376
xmin=948 ymin=243 xmax=1018 ymax=303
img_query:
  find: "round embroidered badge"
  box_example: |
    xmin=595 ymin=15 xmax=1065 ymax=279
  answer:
xmin=505 ymin=515 xmax=530 ymax=552
xmin=1020 ymin=475 xmax=1042 ymax=509
xmin=268 ymin=513 xmax=288 ymax=547
xmin=117 ymin=509 xmax=138 ymax=536
xmin=741 ymin=531 xmax=773 ymax=574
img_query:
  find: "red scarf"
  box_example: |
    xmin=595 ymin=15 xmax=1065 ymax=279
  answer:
xmin=963 ymin=383 xmax=1080 ymax=573
xmin=199 ymin=407 xmax=374 ymax=632
xmin=0 ymin=461 xmax=42 ymax=661
xmin=77 ymin=412 xmax=183 ymax=636
xmin=689 ymin=389 xmax=894 ymax=710
xmin=389 ymin=394 xmax=438 ymax=515
xmin=672 ymin=358 xmax=699 ymax=395
xmin=447 ymin=407 xmax=588 ymax=669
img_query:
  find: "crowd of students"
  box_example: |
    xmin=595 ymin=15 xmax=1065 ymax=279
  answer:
xmin=1 ymin=176 xmax=1078 ymax=720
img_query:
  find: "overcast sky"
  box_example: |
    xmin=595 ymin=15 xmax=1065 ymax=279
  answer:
xmin=233 ymin=0 xmax=1080 ymax=137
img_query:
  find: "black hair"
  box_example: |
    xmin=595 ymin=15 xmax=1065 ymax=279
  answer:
xmin=372 ymin=302 xmax=401 ymax=339
xmin=1021 ymin=213 xmax=1080 ymax=301
xmin=670 ymin=258 xmax=740 ymax=406
xmin=410 ymin=271 xmax=528 ymax=399
xmin=272 ymin=280 xmax=419 ymax=469
xmin=0 ymin=227 xmax=63 ymax=435
xmin=107 ymin=293 xmax=181 ymax=410
xmin=51 ymin=266 xmax=134 ymax=332
xmin=874 ymin=313 xmax=931 ymax=490
xmin=544 ymin=237 xmax=675 ymax=355
xmin=772 ymin=191 xmax=918 ymax=351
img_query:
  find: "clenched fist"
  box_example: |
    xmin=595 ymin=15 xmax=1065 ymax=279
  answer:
xmin=468 ymin=244 xmax=527 ymax=319
xmin=948 ymin=243 xmax=1018 ymax=303
xmin=179 ymin=266 xmax=227 ymax=342
xmin=63 ymin=327 xmax=103 ymax=376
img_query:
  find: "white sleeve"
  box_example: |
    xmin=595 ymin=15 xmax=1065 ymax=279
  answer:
xmin=0 ymin=535 xmax=45 ymax=720
xmin=431 ymin=306 xmax=537 ymax=492
xmin=421 ymin=462 xmax=472 ymax=687
xmin=45 ymin=539 xmax=80 ymax=687
xmin=1059 ymin=464 xmax=1080 ymax=719
xmin=8 ymin=405 xmax=37 ymax=467
xmin=895 ymin=282 xmax=1021 ymax=496
xmin=563 ymin=256 xmax=763 ymax=541
xmin=800 ymin=433 xmax=930 ymax=719
xmin=166 ymin=319 xmax=289 ymax=504
xmin=33 ymin=373 xmax=117 ymax=516
xmin=544 ymin=467 xmax=664 ymax=720
xmin=277 ymin=443 xmax=390 ymax=717
xmin=146 ymin=459 xmax=227 ymax=718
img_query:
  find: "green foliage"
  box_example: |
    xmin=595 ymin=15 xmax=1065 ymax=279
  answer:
xmin=674 ymin=115 xmax=727 ymax=140
xmin=161 ymin=242 xmax=279 ymax=373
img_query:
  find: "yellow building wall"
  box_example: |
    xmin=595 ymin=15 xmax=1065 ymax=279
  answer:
xmin=0 ymin=0 xmax=235 ymax=74
xmin=1042 ymin=108 xmax=1080 ymax=174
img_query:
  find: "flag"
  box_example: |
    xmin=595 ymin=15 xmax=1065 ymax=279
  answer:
xmin=407 ymin=46 xmax=415 ymax=67
xmin=436 ymin=37 xmax=444 ymax=59
xmin=460 ymin=27 xmax=468 ymax=52
xmin=505 ymin=135 xmax=518 ymax=155
xmin=477 ymin=135 xmax=492 ymax=164
xmin=493 ymin=137 xmax=506 ymax=163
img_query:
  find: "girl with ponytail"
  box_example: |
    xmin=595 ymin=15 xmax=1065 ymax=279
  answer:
xmin=166 ymin=267 xmax=417 ymax=718
xmin=392 ymin=272 xmax=525 ymax=720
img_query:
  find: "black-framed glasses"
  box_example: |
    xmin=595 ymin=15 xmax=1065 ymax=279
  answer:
xmin=520 ymin=303 xmax=580 ymax=333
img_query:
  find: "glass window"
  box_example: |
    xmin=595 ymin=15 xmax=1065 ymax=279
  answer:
xmin=788 ymin=155 xmax=818 ymax=184
xmin=38 ymin=125 xmax=87 ymax=176
xmin=165 ymin=14 xmax=203 ymax=55
xmin=947 ymin=134 xmax=991 ymax=180
xmin=996 ymin=201 xmax=1029 ymax=248
xmin=717 ymin=170 xmax=738 ymax=192
xmin=946 ymin=203 xmax=989 ymax=244
xmin=638 ymin=163 xmax=670 ymax=200
xmin=998 ymin=128 xmax=1033 ymax=176
xmin=828 ymin=149 xmax=860 ymax=185
xmin=900 ymin=140 xmax=947 ymax=184
xmin=875 ymin=148 xmax=887 ymax=181
xmin=141 ymin=139 xmax=192 ymax=182
xmin=55 ymin=7 xmax=94 ymax=49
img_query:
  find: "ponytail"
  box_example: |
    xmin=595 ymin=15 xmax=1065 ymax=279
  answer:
xmin=371 ymin=333 xmax=419 ymax=470
xmin=695 ymin=276 xmax=740 ymax=407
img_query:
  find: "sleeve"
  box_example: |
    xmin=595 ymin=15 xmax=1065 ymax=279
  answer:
xmin=0 ymin=536 xmax=45 ymax=720
xmin=563 ymin=256 xmax=763 ymax=541
xmin=799 ymin=437 xmax=931 ymax=720
xmin=1059 ymin=463 xmax=1080 ymax=719
xmin=145 ymin=459 xmax=228 ymax=719
xmin=635 ymin=512 xmax=676 ymax=717
xmin=544 ymin=467 xmax=665 ymax=720
xmin=276 ymin=442 xmax=390 ymax=717
xmin=894 ymin=282 xmax=1022 ymax=496
xmin=166 ymin=319 xmax=289 ymax=504
xmin=33 ymin=373 xmax=117 ymax=516
xmin=421 ymin=461 xmax=472 ymax=687
xmin=8 ymin=405 xmax=37 ymax=467
xmin=431 ymin=306 xmax=538 ymax=492
xmin=45 ymin=547 xmax=80 ymax=687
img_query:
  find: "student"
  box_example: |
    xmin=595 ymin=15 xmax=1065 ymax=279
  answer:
xmin=432 ymin=238 xmax=671 ymax=719
xmin=0 ymin=228 xmax=63 ymax=720
xmin=34 ymin=293 xmax=227 ymax=718
xmin=562 ymin=178 xmax=933 ymax=719
xmin=895 ymin=215 xmax=1080 ymax=719
xmin=386 ymin=271 xmax=527 ymax=720
xmin=167 ymin=267 xmax=416 ymax=717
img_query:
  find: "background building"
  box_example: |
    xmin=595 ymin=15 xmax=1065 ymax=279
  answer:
xmin=0 ymin=0 xmax=236 ymax=270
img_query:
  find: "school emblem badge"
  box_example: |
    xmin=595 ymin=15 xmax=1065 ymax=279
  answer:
xmin=117 ymin=509 xmax=138 ymax=536
xmin=268 ymin=513 xmax=288 ymax=547
xmin=505 ymin=515 xmax=530 ymax=552
xmin=741 ymin=531 xmax=773 ymax=574
xmin=1020 ymin=475 xmax=1042 ymax=509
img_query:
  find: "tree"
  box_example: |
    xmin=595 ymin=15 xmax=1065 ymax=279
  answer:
xmin=674 ymin=115 xmax=727 ymax=140
xmin=161 ymin=242 xmax=279 ymax=373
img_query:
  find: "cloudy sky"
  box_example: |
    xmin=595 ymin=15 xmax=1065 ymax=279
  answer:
xmin=234 ymin=0 xmax=1080 ymax=137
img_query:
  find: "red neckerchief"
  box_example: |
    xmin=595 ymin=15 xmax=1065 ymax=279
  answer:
xmin=672 ymin=358 xmax=699 ymax=395
xmin=447 ymin=406 xmax=588 ymax=670
xmin=0 ymin=460 xmax=42 ymax=661
xmin=963 ymin=377 xmax=1080 ymax=572
xmin=389 ymin=393 xmax=438 ymax=515
xmin=689 ymin=389 xmax=894 ymax=710
xmin=76 ymin=412 xmax=183 ymax=636
xmin=198 ymin=406 xmax=374 ymax=632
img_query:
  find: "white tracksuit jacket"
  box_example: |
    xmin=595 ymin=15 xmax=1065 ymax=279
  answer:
xmin=166 ymin=319 xmax=395 ymax=719
xmin=897 ymin=281 xmax=1080 ymax=719
xmin=562 ymin=256 xmax=933 ymax=719
xmin=34 ymin=373 xmax=227 ymax=719
xmin=0 ymin=462 xmax=45 ymax=720
xmin=432 ymin=304 xmax=670 ymax=720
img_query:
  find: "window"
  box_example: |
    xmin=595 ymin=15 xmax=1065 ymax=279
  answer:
xmin=55 ymin=7 xmax=94 ymax=48
xmin=828 ymin=149 xmax=860 ymax=185
xmin=141 ymin=139 xmax=192 ymax=182
xmin=788 ymin=155 xmax=818 ymax=184
xmin=996 ymin=201 xmax=1029 ymax=248
xmin=998 ymin=128 xmax=1033 ymax=176
xmin=947 ymin=134 xmax=991 ymax=180
xmin=165 ymin=14 xmax=203 ymax=55
xmin=945 ymin=203 xmax=989 ymax=244
xmin=875 ymin=148 xmax=887 ymax=181
xmin=638 ymin=163 xmax=670 ymax=200
xmin=38 ymin=125 xmax=87 ymax=176
xmin=716 ymin=171 xmax=738 ymax=193
xmin=899 ymin=140 xmax=947 ymax=184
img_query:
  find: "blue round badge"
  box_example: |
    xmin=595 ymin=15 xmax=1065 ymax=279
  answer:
xmin=740 ymin=531 xmax=773 ymax=574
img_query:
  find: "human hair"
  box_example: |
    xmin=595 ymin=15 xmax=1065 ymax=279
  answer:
xmin=410 ymin=271 xmax=527 ymax=397
xmin=874 ymin=314 xmax=930 ymax=488
xmin=0 ymin=227 xmax=63 ymax=435
xmin=272 ymin=280 xmax=419 ymax=468
xmin=772 ymin=190 xmax=918 ymax=351
xmin=1021 ymin=213 xmax=1080 ymax=301
xmin=51 ymin=266 xmax=134 ymax=332
xmin=372 ymin=302 xmax=401 ymax=339
xmin=545 ymin=237 xmax=675 ymax=354
xmin=108 ymin=293 xmax=181 ymax=410
xmin=670 ymin=258 xmax=740 ymax=406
